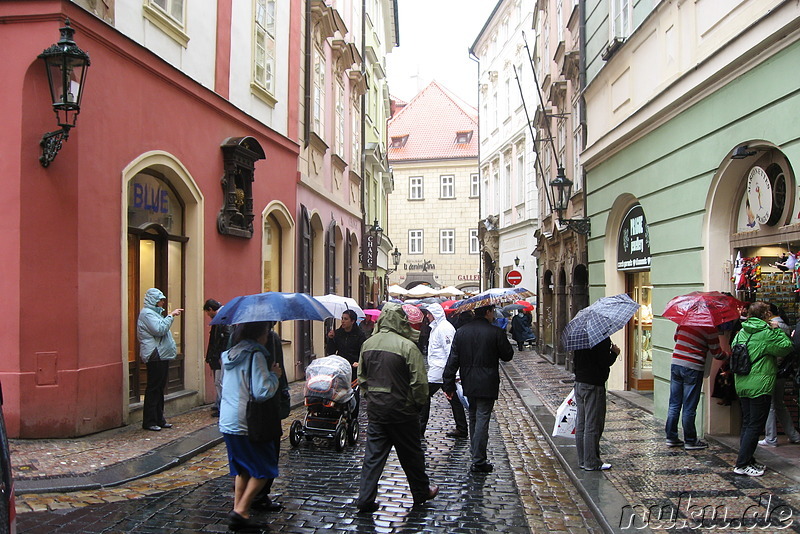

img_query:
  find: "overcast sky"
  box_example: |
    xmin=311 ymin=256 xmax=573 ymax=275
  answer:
xmin=386 ymin=0 xmax=496 ymax=108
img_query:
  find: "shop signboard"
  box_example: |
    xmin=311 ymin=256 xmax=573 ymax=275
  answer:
xmin=362 ymin=232 xmax=378 ymax=270
xmin=617 ymin=204 xmax=651 ymax=271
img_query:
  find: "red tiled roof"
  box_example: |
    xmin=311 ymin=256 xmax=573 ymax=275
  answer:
xmin=388 ymin=81 xmax=478 ymax=162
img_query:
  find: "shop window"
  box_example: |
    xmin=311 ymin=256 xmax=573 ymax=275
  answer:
xmin=218 ymin=137 xmax=266 ymax=239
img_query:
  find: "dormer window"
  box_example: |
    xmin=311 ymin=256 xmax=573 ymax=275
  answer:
xmin=390 ymin=135 xmax=409 ymax=148
xmin=455 ymin=130 xmax=473 ymax=144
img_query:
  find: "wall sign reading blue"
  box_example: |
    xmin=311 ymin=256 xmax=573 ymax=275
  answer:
xmin=127 ymin=173 xmax=182 ymax=233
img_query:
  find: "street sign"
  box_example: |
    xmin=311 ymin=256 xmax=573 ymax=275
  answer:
xmin=506 ymin=269 xmax=523 ymax=286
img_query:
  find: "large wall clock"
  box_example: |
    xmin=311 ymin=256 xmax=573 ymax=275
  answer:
xmin=746 ymin=166 xmax=772 ymax=225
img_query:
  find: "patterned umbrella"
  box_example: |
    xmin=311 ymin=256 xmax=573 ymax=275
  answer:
xmin=561 ymin=294 xmax=640 ymax=351
xmin=450 ymin=287 xmax=536 ymax=313
xmin=401 ymin=303 xmax=424 ymax=324
xmin=662 ymin=291 xmax=743 ymax=327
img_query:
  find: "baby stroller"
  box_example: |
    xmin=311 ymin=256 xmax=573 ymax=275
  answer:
xmin=289 ymin=355 xmax=359 ymax=451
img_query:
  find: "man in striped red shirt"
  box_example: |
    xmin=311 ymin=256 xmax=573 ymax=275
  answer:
xmin=665 ymin=325 xmax=724 ymax=450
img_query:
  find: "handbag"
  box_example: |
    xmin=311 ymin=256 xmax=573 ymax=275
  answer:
xmin=777 ymin=353 xmax=797 ymax=379
xmin=711 ymin=364 xmax=736 ymax=405
xmin=245 ymin=351 xmax=282 ymax=443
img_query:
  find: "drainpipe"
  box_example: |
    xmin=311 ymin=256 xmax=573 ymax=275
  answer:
xmin=579 ymin=0 xmax=588 ymax=229
xmin=469 ymin=50 xmax=482 ymax=291
xmin=304 ymin=0 xmax=312 ymax=147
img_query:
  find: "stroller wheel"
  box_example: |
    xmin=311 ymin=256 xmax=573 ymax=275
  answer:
xmin=289 ymin=420 xmax=303 ymax=447
xmin=347 ymin=418 xmax=359 ymax=445
xmin=334 ymin=424 xmax=347 ymax=452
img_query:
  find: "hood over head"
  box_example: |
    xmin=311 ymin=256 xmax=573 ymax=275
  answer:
xmin=144 ymin=288 xmax=166 ymax=309
xmin=375 ymin=302 xmax=416 ymax=341
xmin=425 ymin=303 xmax=447 ymax=327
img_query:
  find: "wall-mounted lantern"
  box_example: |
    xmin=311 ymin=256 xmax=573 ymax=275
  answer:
xmin=39 ymin=19 xmax=90 ymax=167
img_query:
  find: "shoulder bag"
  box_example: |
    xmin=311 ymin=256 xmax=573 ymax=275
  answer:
xmin=245 ymin=350 xmax=282 ymax=443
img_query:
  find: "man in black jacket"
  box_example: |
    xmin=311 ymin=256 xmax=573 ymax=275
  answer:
xmin=203 ymin=299 xmax=232 ymax=417
xmin=327 ymin=309 xmax=366 ymax=416
xmin=443 ymin=305 xmax=514 ymax=473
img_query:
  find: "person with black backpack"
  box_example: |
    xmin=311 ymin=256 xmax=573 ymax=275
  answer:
xmin=729 ymin=302 xmax=793 ymax=476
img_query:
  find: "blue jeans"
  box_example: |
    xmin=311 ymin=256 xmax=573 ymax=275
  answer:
xmin=665 ymin=364 xmax=703 ymax=444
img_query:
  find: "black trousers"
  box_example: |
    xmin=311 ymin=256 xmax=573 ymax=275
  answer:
xmin=419 ymin=382 xmax=468 ymax=436
xmin=143 ymin=359 xmax=169 ymax=428
xmin=357 ymin=415 xmax=430 ymax=506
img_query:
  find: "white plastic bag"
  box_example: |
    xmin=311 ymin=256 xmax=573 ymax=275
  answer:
xmin=552 ymin=389 xmax=577 ymax=438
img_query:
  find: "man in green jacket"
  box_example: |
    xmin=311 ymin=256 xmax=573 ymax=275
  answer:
xmin=731 ymin=301 xmax=792 ymax=476
xmin=355 ymin=303 xmax=438 ymax=513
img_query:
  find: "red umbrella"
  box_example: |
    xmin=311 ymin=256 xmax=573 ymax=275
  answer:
xmin=515 ymin=300 xmax=534 ymax=312
xmin=662 ymin=291 xmax=743 ymax=327
xmin=440 ymin=300 xmax=458 ymax=315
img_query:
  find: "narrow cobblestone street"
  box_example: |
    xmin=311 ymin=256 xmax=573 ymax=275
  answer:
xmin=14 ymin=360 xmax=601 ymax=533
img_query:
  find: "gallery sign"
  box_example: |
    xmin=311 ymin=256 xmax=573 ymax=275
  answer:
xmin=617 ymin=204 xmax=651 ymax=271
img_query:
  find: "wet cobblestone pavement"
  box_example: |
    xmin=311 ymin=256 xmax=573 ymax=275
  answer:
xmin=508 ymin=352 xmax=800 ymax=534
xmin=15 ymin=362 xmax=601 ymax=533
xmin=14 ymin=348 xmax=800 ymax=533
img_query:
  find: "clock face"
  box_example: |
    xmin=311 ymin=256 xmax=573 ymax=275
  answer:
xmin=747 ymin=166 xmax=772 ymax=225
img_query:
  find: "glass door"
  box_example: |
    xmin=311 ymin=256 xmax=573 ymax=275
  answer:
xmin=626 ymin=271 xmax=653 ymax=390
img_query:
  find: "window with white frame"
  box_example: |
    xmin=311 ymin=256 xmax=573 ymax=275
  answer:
xmin=254 ymin=0 xmax=276 ymax=97
xmin=440 ymin=175 xmax=455 ymax=198
xmin=493 ymin=170 xmax=500 ymax=214
xmin=470 ymin=173 xmax=480 ymax=198
xmin=483 ymin=172 xmax=490 ymax=209
xmin=611 ymin=0 xmax=631 ymax=39
xmin=491 ymin=89 xmax=498 ymax=131
xmin=409 ymin=230 xmax=423 ymax=254
xmin=148 ymin=0 xmax=184 ymax=25
xmin=469 ymin=229 xmax=480 ymax=254
xmin=409 ymin=176 xmax=424 ymax=200
xmin=503 ymin=161 xmax=512 ymax=210
xmin=556 ymin=0 xmax=564 ymax=42
xmin=312 ymin=46 xmax=325 ymax=136
xmin=504 ymin=79 xmax=511 ymax=120
xmin=335 ymin=80 xmax=345 ymax=156
xmin=351 ymin=100 xmax=360 ymax=168
xmin=440 ymin=229 xmax=455 ymax=254
xmin=516 ymin=152 xmax=525 ymax=205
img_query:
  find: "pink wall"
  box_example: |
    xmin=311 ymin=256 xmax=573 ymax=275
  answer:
xmin=1 ymin=3 xmax=299 ymax=437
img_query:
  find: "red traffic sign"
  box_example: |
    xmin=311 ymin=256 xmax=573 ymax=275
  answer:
xmin=506 ymin=270 xmax=523 ymax=286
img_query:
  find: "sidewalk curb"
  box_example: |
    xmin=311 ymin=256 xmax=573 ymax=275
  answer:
xmin=15 ymin=399 xmax=307 ymax=496
xmin=502 ymin=360 xmax=651 ymax=534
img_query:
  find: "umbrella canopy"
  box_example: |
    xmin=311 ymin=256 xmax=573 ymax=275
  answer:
xmin=313 ymin=294 xmax=365 ymax=319
xmin=561 ymin=294 xmax=640 ymax=351
xmin=210 ymin=292 xmax=333 ymax=325
xmin=405 ymin=285 xmax=440 ymax=298
xmin=438 ymin=286 xmax=465 ymax=297
xmin=451 ymin=287 xmax=536 ymax=313
xmin=662 ymin=291 xmax=743 ymax=328
xmin=515 ymin=300 xmax=534 ymax=312
xmin=501 ymin=303 xmax=526 ymax=316
xmin=387 ymin=284 xmax=408 ymax=297
xmin=401 ymin=303 xmax=424 ymax=324
xmin=362 ymin=308 xmax=381 ymax=320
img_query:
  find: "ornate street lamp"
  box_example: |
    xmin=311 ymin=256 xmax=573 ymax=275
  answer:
xmin=367 ymin=219 xmax=383 ymax=241
xmin=549 ymin=167 xmax=591 ymax=235
xmin=38 ymin=19 xmax=91 ymax=167
xmin=387 ymin=247 xmax=402 ymax=274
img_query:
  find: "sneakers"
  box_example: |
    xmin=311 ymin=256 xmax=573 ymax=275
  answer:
xmin=758 ymin=439 xmax=777 ymax=447
xmin=733 ymin=464 xmax=765 ymax=477
xmin=160 ymin=423 xmax=173 ymax=429
xmin=144 ymin=425 xmax=161 ymax=431
xmin=666 ymin=439 xmax=684 ymax=448
xmin=584 ymin=463 xmax=611 ymax=471
xmin=751 ymin=460 xmax=766 ymax=471
xmin=684 ymin=440 xmax=708 ymax=450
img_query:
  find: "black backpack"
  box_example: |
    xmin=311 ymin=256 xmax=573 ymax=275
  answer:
xmin=729 ymin=332 xmax=765 ymax=376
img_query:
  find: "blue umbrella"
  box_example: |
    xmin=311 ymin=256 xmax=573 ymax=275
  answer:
xmin=210 ymin=292 xmax=333 ymax=325
xmin=561 ymin=294 xmax=640 ymax=351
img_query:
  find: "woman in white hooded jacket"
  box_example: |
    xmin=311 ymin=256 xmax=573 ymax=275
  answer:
xmin=419 ymin=303 xmax=468 ymax=438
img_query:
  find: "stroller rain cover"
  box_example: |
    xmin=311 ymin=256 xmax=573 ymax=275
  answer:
xmin=304 ymin=355 xmax=354 ymax=403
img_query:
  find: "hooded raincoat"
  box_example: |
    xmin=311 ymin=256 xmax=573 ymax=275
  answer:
xmin=218 ymin=339 xmax=281 ymax=435
xmin=732 ymin=317 xmax=792 ymax=398
xmin=137 ymin=288 xmax=177 ymax=363
xmin=425 ymin=303 xmax=456 ymax=384
xmin=357 ymin=302 xmax=428 ymax=423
